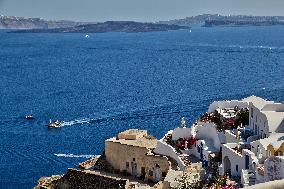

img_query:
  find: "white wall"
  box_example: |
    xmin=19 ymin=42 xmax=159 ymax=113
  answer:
xmin=171 ymin=127 xmax=192 ymax=141
xmin=262 ymin=104 xmax=284 ymax=112
xmin=250 ymin=140 xmax=268 ymax=163
xmin=242 ymin=149 xmax=259 ymax=169
xmin=190 ymin=141 xmax=200 ymax=160
xmin=249 ymin=103 xmax=270 ymax=139
xmin=185 ymin=139 xmax=215 ymax=163
xmin=224 ymin=130 xmax=244 ymax=143
xmin=208 ymin=100 xmax=248 ymax=113
xmin=221 ymin=143 xmax=245 ymax=177
xmin=153 ymin=140 xmax=185 ymax=170
xmin=218 ymin=132 xmax=226 ymax=144
xmin=195 ymin=123 xmax=221 ymax=150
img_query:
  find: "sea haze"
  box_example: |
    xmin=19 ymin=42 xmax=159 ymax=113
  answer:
xmin=0 ymin=26 xmax=284 ymax=189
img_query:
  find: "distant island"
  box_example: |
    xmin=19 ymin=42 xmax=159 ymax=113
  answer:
xmin=203 ymin=15 xmax=284 ymax=27
xmin=2 ymin=14 xmax=284 ymax=34
xmin=0 ymin=15 xmax=94 ymax=29
xmin=10 ymin=21 xmax=188 ymax=33
xmin=158 ymin=14 xmax=284 ymax=27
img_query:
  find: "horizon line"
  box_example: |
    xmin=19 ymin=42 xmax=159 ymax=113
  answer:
xmin=1 ymin=13 xmax=284 ymax=23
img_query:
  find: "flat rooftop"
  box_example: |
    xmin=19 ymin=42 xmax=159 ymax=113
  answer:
xmin=118 ymin=129 xmax=148 ymax=140
xmin=106 ymin=136 xmax=157 ymax=149
xmin=119 ymin=129 xmax=147 ymax=135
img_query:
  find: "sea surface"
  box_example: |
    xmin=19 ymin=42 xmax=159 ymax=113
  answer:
xmin=0 ymin=26 xmax=284 ymax=189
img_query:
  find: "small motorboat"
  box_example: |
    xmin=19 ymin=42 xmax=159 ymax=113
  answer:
xmin=25 ymin=114 xmax=35 ymax=120
xmin=48 ymin=120 xmax=63 ymax=128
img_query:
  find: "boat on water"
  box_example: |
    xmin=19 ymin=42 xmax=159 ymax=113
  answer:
xmin=25 ymin=114 xmax=35 ymax=120
xmin=48 ymin=120 xmax=63 ymax=128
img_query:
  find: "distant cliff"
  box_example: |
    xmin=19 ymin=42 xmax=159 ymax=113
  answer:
xmin=0 ymin=15 xmax=94 ymax=29
xmin=158 ymin=14 xmax=284 ymax=27
xmin=203 ymin=15 xmax=284 ymax=27
xmin=11 ymin=21 xmax=189 ymax=33
xmin=157 ymin=14 xmax=220 ymax=26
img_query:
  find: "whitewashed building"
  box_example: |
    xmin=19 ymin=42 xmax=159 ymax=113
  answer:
xmin=247 ymin=96 xmax=284 ymax=139
xmin=217 ymin=96 xmax=284 ymax=187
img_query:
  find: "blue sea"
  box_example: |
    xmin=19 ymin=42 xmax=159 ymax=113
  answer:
xmin=0 ymin=26 xmax=284 ymax=189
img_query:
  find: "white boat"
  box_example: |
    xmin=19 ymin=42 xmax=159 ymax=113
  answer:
xmin=25 ymin=114 xmax=35 ymax=120
xmin=48 ymin=120 xmax=63 ymax=128
xmin=25 ymin=111 xmax=35 ymax=120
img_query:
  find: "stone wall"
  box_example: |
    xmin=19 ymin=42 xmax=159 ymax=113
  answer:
xmin=52 ymin=169 xmax=129 ymax=189
xmin=105 ymin=141 xmax=170 ymax=182
xmin=264 ymin=156 xmax=284 ymax=182
xmin=245 ymin=179 xmax=284 ymax=189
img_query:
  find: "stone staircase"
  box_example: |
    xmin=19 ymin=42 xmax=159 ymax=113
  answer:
xmin=242 ymin=169 xmax=256 ymax=187
xmin=247 ymin=173 xmax=256 ymax=186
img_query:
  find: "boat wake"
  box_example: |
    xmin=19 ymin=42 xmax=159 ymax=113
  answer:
xmin=61 ymin=118 xmax=92 ymax=126
xmin=56 ymin=104 xmax=200 ymax=128
xmin=54 ymin=153 xmax=95 ymax=158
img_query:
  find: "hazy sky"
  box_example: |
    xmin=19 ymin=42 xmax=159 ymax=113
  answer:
xmin=1 ymin=0 xmax=284 ymax=22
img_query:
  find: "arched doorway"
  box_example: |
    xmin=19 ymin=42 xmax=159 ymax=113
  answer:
xmin=154 ymin=164 xmax=161 ymax=182
xmin=131 ymin=158 xmax=137 ymax=177
xmin=223 ymin=156 xmax=231 ymax=175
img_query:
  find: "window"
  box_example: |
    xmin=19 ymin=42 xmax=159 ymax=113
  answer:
xmin=126 ymin=162 xmax=129 ymax=168
xmin=278 ymin=151 xmax=283 ymax=156
xmin=251 ymin=108 xmax=253 ymax=118
xmin=141 ymin=167 xmax=146 ymax=176
xmin=255 ymin=125 xmax=258 ymax=135
xmin=236 ymin=165 xmax=239 ymax=172
xmin=133 ymin=158 xmax=135 ymax=162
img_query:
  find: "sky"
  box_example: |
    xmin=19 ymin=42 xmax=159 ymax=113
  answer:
xmin=1 ymin=0 xmax=284 ymax=22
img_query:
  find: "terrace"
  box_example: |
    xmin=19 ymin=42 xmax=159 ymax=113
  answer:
xmin=199 ymin=107 xmax=249 ymax=132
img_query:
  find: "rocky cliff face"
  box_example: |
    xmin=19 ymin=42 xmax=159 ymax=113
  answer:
xmin=0 ymin=15 xmax=93 ymax=29
xmin=52 ymin=169 xmax=129 ymax=189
